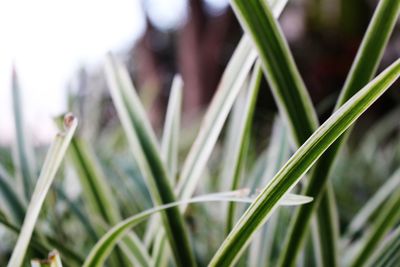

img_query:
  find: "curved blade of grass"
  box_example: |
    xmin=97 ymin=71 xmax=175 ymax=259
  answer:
xmin=7 ymin=114 xmax=78 ymax=267
xmin=365 ymin=226 xmax=400 ymax=267
xmin=11 ymin=67 xmax=36 ymax=200
xmin=225 ymin=61 xmax=262 ymax=233
xmin=83 ymin=190 xmax=311 ymax=267
xmin=0 ymin=164 xmax=26 ymax=225
xmin=343 ymin=168 xmax=400 ymax=243
xmin=105 ymin=54 xmax=196 ymax=267
xmin=209 ymin=59 xmax=400 ymax=266
xmin=276 ymin=0 xmax=400 ymax=265
xmin=348 ymin=179 xmax=400 ymax=267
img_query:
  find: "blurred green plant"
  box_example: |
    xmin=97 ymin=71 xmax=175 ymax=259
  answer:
xmin=0 ymin=0 xmax=399 ymax=266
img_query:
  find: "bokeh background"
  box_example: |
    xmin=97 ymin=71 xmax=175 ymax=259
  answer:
xmin=1 ymin=0 xmax=399 ymax=143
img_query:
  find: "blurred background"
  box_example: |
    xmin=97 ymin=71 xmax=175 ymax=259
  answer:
xmin=1 ymin=0 xmax=399 ymax=144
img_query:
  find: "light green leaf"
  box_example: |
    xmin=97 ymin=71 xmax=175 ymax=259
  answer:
xmin=11 ymin=67 xmax=36 ymax=200
xmin=8 ymin=114 xmax=78 ymax=267
xmin=209 ymin=59 xmax=400 ymax=266
xmin=161 ymin=74 xmax=182 ymax=182
xmin=225 ymin=61 xmax=262 ymax=233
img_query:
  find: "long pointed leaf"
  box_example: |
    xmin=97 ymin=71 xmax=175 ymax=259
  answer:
xmin=7 ymin=114 xmax=78 ymax=267
xmin=105 ymin=54 xmax=196 ymax=267
xmin=209 ymin=59 xmax=400 ymax=266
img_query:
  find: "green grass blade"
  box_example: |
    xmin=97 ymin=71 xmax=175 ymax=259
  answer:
xmin=277 ymin=0 xmax=400 ymax=265
xmin=344 ymin=168 xmax=400 ymax=243
xmin=209 ymin=59 xmax=400 ymax=266
xmin=225 ymin=61 xmax=262 ymax=233
xmin=150 ymin=75 xmax=183 ymax=267
xmin=7 ymin=114 xmax=78 ymax=267
xmin=11 ymin=67 xmax=36 ymax=200
xmin=68 ymin=138 xmax=121 ymax=225
xmin=365 ymin=226 xmax=400 ymax=267
xmin=0 ymin=164 xmax=26 ymax=224
xmin=83 ymin=190 xmax=310 ymax=267
xmin=161 ymin=74 xmax=182 ymax=183
xmin=335 ymin=0 xmax=400 ymax=109
xmin=229 ymin=1 xmax=335 ymax=265
xmin=230 ymin=0 xmax=318 ymax=146
xmin=349 ymin=180 xmax=400 ymax=267
xmin=105 ymin=54 xmax=196 ymax=267
xmin=120 ymin=233 xmax=153 ymax=267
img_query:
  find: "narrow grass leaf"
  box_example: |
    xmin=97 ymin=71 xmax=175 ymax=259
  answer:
xmin=209 ymin=59 xmax=400 ymax=266
xmin=225 ymin=61 xmax=262 ymax=233
xmin=11 ymin=67 xmax=36 ymax=200
xmin=7 ymin=114 xmax=78 ymax=267
xmin=161 ymin=74 xmax=183 ymax=182
xmin=105 ymin=54 xmax=196 ymax=267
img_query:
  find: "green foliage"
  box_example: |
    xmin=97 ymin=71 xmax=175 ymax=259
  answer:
xmin=0 ymin=0 xmax=399 ymax=266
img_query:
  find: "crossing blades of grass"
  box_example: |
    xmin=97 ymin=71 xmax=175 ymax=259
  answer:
xmin=273 ymin=0 xmax=400 ymax=264
xmin=230 ymin=0 xmax=333 ymax=265
xmin=176 ymin=35 xmax=256 ymax=201
xmin=7 ymin=114 xmax=78 ymax=267
xmin=82 ymin=190 xmax=311 ymax=267
xmin=105 ymin=54 xmax=196 ymax=267
xmin=209 ymin=59 xmax=400 ymax=266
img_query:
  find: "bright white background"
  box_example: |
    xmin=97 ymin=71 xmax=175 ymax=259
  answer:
xmin=0 ymin=0 xmax=228 ymax=144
